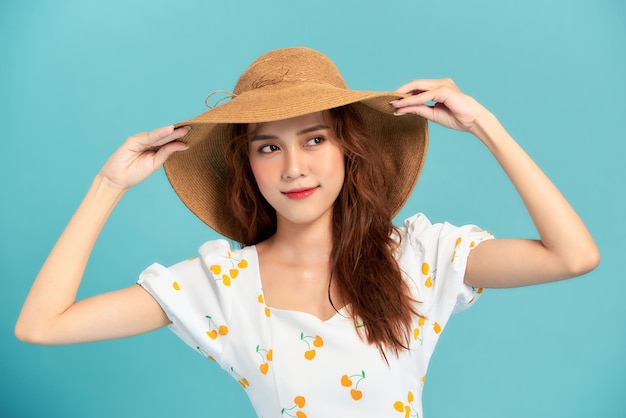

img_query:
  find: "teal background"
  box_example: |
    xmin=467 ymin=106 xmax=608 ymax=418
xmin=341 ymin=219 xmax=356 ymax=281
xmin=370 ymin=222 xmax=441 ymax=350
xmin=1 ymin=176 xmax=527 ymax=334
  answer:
xmin=1 ymin=0 xmax=624 ymax=417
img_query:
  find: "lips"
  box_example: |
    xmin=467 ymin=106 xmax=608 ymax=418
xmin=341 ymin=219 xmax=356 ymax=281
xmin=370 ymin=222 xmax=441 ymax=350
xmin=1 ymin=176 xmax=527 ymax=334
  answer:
xmin=282 ymin=186 xmax=319 ymax=199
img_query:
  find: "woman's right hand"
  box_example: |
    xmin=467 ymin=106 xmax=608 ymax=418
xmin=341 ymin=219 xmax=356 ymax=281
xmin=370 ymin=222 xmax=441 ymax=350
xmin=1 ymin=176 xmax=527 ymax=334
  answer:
xmin=15 ymin=124 xmax=189 ymax=344
xmin=99 ymin=125 xmax=190 ymax=191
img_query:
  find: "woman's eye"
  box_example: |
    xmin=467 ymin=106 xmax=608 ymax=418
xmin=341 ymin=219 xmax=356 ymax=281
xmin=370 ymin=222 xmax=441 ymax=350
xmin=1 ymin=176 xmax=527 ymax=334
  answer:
xmin=305 ymin=136 xmax=324 ymax=146
xmin=258 ymin=144 xmax=279 ymax=153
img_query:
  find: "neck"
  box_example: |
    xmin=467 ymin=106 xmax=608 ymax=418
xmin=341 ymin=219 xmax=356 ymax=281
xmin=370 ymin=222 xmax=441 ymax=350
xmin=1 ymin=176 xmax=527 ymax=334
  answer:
xmin=264 ymin=213 xmax=334 ymax=264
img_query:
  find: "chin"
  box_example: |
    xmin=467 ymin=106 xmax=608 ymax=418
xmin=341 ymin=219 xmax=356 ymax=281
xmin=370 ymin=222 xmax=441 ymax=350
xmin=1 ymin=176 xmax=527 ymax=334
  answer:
xmin=276 ymin=209 xmax=334 ymax=229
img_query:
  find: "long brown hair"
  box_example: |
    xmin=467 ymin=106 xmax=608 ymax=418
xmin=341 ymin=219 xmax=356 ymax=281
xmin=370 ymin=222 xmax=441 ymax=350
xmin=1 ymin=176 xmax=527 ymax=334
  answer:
xmin=225 ymin=105 xmax=418 ymax=356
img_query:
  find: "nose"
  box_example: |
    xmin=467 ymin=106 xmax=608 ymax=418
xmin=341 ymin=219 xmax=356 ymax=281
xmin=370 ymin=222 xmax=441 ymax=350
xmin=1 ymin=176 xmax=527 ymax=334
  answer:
xmin=282 ymin=147 xmax=307 ymax=179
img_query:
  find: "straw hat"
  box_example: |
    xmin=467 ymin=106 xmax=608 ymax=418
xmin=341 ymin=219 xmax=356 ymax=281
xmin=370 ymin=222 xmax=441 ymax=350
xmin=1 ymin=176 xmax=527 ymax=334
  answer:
xmin=165 ymin=47 xmax=428 ymax=242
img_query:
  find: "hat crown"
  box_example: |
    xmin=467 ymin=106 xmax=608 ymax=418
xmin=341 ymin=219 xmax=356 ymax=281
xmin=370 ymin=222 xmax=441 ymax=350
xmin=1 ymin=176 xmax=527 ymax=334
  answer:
xmin=233 ymin=47 xmax=348 ymax=95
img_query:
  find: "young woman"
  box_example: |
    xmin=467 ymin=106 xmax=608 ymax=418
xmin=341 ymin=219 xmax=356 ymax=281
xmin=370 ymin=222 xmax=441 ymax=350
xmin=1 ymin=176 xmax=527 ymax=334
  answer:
xmin=15 ymin=47 xmax=599 ymax=417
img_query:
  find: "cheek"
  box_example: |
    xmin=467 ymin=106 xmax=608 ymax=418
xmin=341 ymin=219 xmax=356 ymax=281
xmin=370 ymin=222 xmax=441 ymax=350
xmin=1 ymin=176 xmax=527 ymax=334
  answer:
xmin=248 ymin=160 xmax=263 ymax=185
xmin=249 ymin=159 xmax=274 ymax=190
xmin=323 ymin=149 xmax=346 ymax=183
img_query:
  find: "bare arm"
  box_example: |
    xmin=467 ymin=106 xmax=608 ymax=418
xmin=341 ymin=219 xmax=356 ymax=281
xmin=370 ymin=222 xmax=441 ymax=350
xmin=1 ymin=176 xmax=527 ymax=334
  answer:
xmin=391 ymin=79 xmax=599 ymax=288
xmin=15 ymin=125 xmax=189 ymax=344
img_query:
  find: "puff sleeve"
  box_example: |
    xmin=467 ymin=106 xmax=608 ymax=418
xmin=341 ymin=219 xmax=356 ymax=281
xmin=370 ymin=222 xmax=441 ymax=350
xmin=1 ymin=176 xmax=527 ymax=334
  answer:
xmin=137 ymin=240 xmax=237 ymax=363
xmin=397 ymin=213 xmax=494 ymax=325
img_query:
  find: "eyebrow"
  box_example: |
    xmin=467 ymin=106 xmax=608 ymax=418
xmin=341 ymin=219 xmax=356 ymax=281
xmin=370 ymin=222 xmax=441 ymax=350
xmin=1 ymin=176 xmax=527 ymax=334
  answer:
xmin=250 ymin=124 xmax=329 ymax=141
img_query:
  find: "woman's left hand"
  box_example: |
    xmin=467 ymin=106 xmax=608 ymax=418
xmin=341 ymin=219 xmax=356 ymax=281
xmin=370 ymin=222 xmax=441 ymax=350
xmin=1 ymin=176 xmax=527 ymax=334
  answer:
xmin=392 ymin=80 xmax=599 ymax=289
xmin=391 ymin=78 xmax=489 ymax=134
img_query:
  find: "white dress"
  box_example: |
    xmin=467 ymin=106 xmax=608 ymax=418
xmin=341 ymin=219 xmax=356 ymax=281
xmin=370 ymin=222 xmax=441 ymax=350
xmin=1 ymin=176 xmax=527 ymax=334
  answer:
xmin=138 ymin=213 xmax=493 ymax=418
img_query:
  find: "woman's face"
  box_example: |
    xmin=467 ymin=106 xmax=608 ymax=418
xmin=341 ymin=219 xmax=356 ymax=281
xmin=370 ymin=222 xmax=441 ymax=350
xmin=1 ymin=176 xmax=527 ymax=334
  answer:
xmin=248 ymin=111 xmax=345 ymax=230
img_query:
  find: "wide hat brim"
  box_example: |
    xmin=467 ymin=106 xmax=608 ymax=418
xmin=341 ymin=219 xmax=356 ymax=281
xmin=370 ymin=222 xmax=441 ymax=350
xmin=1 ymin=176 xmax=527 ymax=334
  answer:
xmin=164 ymin=48 xmax=428 ymax=243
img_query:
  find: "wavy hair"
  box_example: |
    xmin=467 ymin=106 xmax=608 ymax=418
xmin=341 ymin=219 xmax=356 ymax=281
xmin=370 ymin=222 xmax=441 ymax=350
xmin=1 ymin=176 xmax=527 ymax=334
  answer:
xmin=225 ymin=105 xmax=418 ymax=356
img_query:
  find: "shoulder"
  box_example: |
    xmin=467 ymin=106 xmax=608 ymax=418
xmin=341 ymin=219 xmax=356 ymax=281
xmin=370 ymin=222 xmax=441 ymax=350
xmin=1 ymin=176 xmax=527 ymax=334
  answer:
xmin=397 ymin=213 xmax=493 ymax=250
xmin=140 ymin=239 xmax=258 ymax=296
xmin=198 ymin=239 xmax=235 ymax=257
xmin=198 ymin=239 xmax=256 ymax=260
xmin=197 ymin=239 xmax=256 ymax=281
xmin=396 ymin=213 xmax=492 ymax=314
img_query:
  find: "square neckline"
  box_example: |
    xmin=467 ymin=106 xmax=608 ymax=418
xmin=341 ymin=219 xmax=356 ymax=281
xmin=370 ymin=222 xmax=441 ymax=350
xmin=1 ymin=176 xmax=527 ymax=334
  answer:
xmin=248 ymin=244 xmax=349 ymax=323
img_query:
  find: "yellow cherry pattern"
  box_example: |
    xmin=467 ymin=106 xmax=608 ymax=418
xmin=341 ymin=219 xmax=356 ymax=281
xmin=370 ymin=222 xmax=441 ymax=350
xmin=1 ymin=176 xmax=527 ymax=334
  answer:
xmin=450 ymin=237 xmax=463 ymax=262
xmin=412 ymin=328 xmax=420 ymax=342
xmin=413 ymin=316 xmax=442 ymax=344
xmin=450 ymin=230 xmax=491 ymax=263
xmin=208 ymin=251 xmax=249 ymax=287
xmin=393 ymin=391 xmax=418 ymax=417
xmin=282 ymin=395 xmax=307 ymax=418
xmin=421 ymin=261 xmax=437 ymax=288
xmin=300 ymin=332 xmax=324 ymax=360
xmin=256 ymin=345 xmax=273 ymax=375
xmin=467 ymin=285 xmax=484 ymax=304
xmin=136 ymin=221 xmax=495 ymax=417
xmin=230 ymin=366 xmax=250 ymax=389
xmin=340 ymin=370 xmax=366 ymax=401
xmin=205 ymin=315 xmax=228 ymax=340
xmin=195 ymin=345 xmax=217 ymax=362
xmin=412 ymin=316 xmax=426 ymax=344
xmin=258 ymin=293 xmax=271 ymax=317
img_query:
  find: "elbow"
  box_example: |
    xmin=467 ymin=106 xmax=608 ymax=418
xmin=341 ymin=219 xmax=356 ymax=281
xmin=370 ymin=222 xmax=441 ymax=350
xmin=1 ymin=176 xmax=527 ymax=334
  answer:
xmin=14 ymin=320 xmax=49 ymax=345
xmin=14 ymin=322 xmax=35 ymax=344
xmin=564 ymin=245 xmax=600 ymax=278
xmin=14 ymin=321 xmax=38 ymax=344
xmin=581 ymin=247 xmax=601 ymax=274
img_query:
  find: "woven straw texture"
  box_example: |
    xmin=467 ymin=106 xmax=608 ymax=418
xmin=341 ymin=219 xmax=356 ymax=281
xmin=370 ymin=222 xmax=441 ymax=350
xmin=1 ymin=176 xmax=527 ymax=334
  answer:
xmin=164 ymin=47 xmax=428 ymax=241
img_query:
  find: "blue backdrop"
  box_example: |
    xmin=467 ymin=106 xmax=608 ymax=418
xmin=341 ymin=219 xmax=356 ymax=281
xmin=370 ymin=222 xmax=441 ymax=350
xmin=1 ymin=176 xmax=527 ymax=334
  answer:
xmin=1 ymin=1 xmax=624 ymax=417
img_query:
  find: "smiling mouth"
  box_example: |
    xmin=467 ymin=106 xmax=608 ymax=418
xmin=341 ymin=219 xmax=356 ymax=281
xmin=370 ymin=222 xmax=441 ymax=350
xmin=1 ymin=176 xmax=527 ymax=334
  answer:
xmin=282 ymin=187 xmax=319 ymax=199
